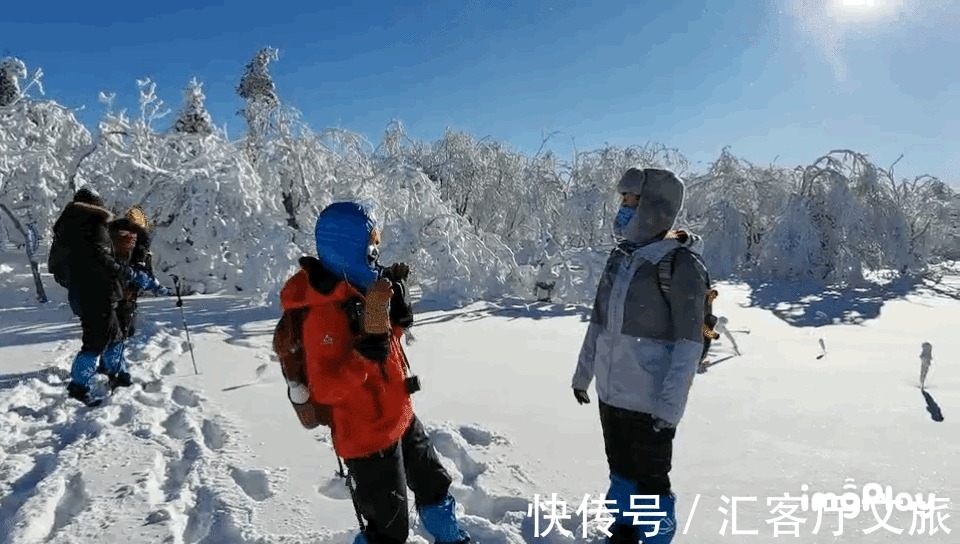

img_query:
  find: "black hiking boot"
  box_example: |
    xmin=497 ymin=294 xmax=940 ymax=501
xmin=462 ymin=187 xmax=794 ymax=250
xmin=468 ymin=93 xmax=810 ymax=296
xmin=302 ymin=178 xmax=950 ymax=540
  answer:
xmin=108 ymin=371 xmax=133 ymax=389
xmin=66 ymin=381 xmax=102 ymax=407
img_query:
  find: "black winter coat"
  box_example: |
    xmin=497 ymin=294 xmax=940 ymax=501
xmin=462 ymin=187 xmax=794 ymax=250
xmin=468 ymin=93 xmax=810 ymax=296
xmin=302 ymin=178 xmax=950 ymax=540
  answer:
xmin=50 ymin=201 xmax=125 ymax=306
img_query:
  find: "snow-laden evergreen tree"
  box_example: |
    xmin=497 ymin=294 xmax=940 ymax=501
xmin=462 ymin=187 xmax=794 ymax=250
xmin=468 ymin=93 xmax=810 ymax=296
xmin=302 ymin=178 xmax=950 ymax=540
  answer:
xmin=0 ymin=57 xmax=27 ymax=107
xmin=237 ymin=47 xmax=280 ymax=162
xmin=173 ymin=77 xmax=213 ymax=135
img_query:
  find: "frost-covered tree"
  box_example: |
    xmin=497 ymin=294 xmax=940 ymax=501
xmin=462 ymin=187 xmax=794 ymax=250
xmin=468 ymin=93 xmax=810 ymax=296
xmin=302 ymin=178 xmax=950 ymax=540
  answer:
xmin=0 ymin=61 xmax=91 ymax=302
xmin=0 ymin=57 xmax=27 ymax=107
xmin=173 ymin=77 xmax=213 ymax=135
xmin=681 ymin=148 xmax=794 ymax=277
xmin=3 ymin=50 xmax=958 ymax=308
xmin=237 ymin=47 xmax=280 ymax=161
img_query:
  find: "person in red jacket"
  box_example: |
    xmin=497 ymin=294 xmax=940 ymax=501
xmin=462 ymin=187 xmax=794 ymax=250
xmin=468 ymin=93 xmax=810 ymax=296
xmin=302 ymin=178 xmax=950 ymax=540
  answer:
xmin=278 ymin=201 xmax=470 ymax=544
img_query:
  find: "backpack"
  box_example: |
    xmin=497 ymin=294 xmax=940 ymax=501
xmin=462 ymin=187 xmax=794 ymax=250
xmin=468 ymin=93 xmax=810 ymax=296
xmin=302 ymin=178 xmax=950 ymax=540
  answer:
xmin=656 ymin=247 xmax=720 ymax=363
xmin=48 ymin=232 xmax=71 ymax=288
xmin=272 ymin=307 xmax=333 ymax=429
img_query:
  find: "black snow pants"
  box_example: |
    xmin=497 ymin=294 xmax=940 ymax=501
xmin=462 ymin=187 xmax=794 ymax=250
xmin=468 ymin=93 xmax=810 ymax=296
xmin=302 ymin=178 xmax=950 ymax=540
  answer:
xmin=69 ymin=289 xmax=123 ymax=353
xmin=344 ymin=414 xmax=453 ymax=544
xmin=116 ymin=299 xmax=138 ymax=338
xmin=598 ymin=400 xmax=675 ymax=495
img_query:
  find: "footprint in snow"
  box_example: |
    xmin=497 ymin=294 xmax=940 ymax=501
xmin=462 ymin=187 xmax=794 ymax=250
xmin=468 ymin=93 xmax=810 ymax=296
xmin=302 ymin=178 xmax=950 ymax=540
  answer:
xmin=230 ymin=466 xmax=274 ymax=501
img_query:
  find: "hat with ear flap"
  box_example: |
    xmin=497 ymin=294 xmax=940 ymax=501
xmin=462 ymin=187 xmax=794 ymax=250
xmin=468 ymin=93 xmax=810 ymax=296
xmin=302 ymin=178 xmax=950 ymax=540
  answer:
xmin=616 ymin=167 xmax=686 ymax=244
xmin=125 ymin=206 xmax=150 ymax=231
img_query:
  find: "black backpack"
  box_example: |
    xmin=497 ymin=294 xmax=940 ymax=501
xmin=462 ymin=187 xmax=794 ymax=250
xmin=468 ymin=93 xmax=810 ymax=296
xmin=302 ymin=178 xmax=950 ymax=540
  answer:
xmin=47 ymin=231 xmax=71 ymax=288
xmin=656 ymin=247 xmax=719 ymax=363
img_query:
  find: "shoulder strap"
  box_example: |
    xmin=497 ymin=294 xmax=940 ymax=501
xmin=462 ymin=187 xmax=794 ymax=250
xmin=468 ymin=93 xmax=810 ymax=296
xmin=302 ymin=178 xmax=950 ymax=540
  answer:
xmin=657 ymin=248 xmax=679 ymax=300
xmin=274 ymin=307 xmax=310 ymax=383
xmin=658 ymin=247 xmax=712 ymax=296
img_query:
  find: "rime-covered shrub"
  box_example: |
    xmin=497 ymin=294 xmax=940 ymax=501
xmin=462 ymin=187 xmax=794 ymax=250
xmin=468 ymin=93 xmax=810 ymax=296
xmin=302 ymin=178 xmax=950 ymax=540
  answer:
xmin=3 ymin=52 xmax=960 ymax=308
xmin=0 ymin=97 xmax=92 ymax=242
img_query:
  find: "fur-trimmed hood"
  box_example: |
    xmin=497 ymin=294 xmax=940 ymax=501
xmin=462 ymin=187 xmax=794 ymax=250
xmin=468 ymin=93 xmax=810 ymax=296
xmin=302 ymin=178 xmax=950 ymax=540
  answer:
xmin=65 ymin=200 xmax=113 ymax=223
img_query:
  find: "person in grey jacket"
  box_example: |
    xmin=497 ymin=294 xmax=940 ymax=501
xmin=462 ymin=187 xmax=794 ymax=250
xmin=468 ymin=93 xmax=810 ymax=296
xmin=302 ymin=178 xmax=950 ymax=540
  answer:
xmin=571 ymin=167 xmax=709 ymax=544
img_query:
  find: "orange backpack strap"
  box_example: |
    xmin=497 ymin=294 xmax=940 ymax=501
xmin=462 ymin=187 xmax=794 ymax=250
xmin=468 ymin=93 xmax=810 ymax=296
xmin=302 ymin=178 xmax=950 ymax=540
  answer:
xmin=274 ymin=307 xmax=309 ymax=382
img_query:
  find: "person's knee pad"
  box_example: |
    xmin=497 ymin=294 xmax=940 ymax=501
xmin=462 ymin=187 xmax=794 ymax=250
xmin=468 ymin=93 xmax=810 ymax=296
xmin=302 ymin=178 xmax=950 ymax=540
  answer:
xmin=417 ymin=494 xmax=470 ymax=544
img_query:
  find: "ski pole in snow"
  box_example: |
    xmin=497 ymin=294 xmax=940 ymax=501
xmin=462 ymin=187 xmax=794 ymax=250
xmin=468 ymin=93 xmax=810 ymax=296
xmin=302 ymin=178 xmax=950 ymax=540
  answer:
xmin=172 ymin=275 xmax=199 ymax=375
xmin=335 ymin=455 xmax=365 ymax=531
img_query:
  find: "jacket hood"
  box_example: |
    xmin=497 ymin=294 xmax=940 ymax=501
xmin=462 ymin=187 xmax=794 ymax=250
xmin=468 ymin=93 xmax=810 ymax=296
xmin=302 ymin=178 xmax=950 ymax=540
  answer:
xmin=66 ymin=201 xmax=113 ymax=223
xmin=616 ymin=167 xmax=686 ymax=244
xmin=280 ymin=256 xmax=361 ymax=312
xmin=314 ymin=202 xmax=380 ymax=292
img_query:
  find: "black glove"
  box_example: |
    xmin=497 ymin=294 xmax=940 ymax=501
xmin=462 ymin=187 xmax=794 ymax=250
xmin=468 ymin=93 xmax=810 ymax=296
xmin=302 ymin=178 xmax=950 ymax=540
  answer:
xmin=381 ymin=262 xmax=409 ymax=283
xmin=573 ymin=388 xmax=590 ymax=404
xmin=383 ymin=263 xmax=414 ymax=328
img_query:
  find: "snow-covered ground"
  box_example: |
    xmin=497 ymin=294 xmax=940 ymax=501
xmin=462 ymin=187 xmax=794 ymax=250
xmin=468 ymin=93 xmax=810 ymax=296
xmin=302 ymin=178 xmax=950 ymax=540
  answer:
xmin=0 ymin=253 xmax=957 ymax=543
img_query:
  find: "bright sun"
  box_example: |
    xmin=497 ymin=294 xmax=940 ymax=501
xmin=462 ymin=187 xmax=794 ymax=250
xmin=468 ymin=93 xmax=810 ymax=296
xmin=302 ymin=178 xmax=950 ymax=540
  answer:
xmin=832 ymin=0 xmax=890 ymax=20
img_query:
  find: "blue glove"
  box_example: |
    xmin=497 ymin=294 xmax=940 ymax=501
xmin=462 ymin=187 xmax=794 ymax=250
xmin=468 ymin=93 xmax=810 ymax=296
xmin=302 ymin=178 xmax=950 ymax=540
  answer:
xmin=126 ymin=268 xmax=153 ymax=290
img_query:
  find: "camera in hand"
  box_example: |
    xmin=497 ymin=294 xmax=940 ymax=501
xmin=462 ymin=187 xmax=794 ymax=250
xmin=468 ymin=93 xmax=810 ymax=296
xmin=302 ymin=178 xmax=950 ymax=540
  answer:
xmin=405 ymin=375 xmax=421 ymax=394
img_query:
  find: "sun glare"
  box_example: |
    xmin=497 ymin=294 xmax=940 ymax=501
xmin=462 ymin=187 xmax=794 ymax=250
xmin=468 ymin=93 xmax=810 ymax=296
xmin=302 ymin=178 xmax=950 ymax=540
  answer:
xmin=829 ymin=0 xmax=894 ymax=21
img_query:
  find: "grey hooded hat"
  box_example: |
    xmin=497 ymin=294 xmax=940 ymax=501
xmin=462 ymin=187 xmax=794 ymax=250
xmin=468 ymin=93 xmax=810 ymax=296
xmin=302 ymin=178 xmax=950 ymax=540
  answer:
xmin=616 ymin=167 xmax=685 ymax=244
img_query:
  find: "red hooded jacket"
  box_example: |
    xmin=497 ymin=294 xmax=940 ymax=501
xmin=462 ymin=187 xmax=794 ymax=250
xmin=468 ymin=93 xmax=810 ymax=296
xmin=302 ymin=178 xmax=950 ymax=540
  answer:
xmin=279 ymin=257 xmax=414 ymax=459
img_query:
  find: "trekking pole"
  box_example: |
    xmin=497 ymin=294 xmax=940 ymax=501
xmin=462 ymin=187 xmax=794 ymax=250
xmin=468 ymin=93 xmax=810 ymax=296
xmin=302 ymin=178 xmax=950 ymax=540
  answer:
xmin=171 ymin=275 xmax=200 ymax=375
xmin=335 ymin=454 xmax=366 ymax=531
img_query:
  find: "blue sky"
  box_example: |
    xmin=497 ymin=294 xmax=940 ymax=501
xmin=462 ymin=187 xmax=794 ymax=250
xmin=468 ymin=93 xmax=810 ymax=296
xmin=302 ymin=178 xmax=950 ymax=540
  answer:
xmin=4 ymin=0 xmax=959 ymax=182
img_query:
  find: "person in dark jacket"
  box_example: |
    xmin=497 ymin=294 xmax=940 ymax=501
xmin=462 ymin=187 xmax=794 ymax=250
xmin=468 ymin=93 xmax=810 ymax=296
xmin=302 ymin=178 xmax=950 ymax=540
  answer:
xmin=571 ymin=168 xmax=710 ymax=544
xmin=49 ymin=188 xmax=156 ymax=403
xmin=107 ymin=206 xmax=163 ymax=339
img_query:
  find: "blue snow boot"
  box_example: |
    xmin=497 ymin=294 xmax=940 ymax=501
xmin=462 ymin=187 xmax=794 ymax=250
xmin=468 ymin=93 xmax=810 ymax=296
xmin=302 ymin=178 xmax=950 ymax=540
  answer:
xmin=69 ymin=351 xmax=100 ymax=388
xmin=637 ymin=493 xmax=676 ymax=543
xmin=67 ymin=351 xmax=102 ymax=405
xmin=604 ymin=473 xmax=677 ymax=544
xmin=351 ymin=533 xmax=369 ymax=544
xmin=418 ymin=494 xmax=470 ymax=544
xmin=101 ymin=341 xmax=132 ymax=388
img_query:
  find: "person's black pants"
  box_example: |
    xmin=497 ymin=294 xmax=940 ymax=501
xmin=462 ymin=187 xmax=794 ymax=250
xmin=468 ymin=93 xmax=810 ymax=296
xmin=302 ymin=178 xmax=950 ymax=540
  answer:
xmin=598 ymin=400 xmax=675 ymax=495
xmin=116 ymin=299 xmax=138 ymax=338
xmin=69 ymin=289 xmax=122 ymax=353
xmin=344 ymin=415 xmax=453 ymax=544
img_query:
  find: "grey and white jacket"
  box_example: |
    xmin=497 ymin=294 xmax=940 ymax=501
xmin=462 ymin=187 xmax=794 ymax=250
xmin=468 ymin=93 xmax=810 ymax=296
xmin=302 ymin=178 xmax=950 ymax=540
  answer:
xmin=572 ymin=232 xmax=709 ymax=427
